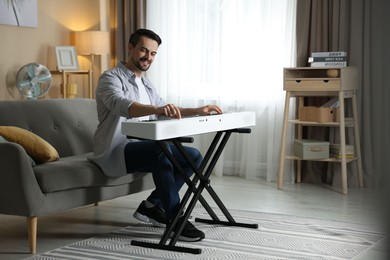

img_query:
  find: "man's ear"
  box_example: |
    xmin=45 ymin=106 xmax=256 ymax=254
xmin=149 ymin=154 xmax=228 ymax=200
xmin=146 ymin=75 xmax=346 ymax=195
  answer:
xmin=127 ymin=43 xmax=133 ymax=54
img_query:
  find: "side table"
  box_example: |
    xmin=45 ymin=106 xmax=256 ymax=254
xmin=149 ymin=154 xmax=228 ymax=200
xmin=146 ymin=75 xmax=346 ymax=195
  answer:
xmin=278 ymin=67 xmax=363 ymax=194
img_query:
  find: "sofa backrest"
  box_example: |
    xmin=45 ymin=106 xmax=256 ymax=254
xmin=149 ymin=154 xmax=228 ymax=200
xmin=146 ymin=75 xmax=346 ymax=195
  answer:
xmin=0 ymin=98 xmax=98 ymax=157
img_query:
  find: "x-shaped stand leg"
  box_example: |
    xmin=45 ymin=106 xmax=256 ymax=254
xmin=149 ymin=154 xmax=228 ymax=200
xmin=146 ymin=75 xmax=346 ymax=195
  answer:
xmin=131 ymin=128 xmax=258 ymax=254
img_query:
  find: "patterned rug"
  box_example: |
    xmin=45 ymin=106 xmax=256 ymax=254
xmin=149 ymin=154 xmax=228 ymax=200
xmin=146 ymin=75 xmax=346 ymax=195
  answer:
xmin=25 ymin=206 xmax=385 ymax=260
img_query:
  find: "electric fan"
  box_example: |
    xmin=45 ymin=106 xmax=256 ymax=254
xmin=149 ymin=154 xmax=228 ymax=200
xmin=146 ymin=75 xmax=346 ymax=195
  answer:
xmin=15 ymin=63 xmax=52 ymax=99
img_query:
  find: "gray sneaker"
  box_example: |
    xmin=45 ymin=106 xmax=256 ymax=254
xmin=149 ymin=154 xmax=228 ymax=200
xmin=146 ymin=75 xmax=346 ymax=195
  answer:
xmin=133 ymin=200 xmax=168 ymax=228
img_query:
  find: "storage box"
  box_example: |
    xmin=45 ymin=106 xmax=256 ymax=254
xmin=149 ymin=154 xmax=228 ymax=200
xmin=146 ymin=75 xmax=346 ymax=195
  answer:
xmin=299 ymin=106 xmax=338 ymax=122
xmin=333 ymin=107 xmax=340 ymax=122
xmin=293 ymin=139 xmax=329 ymax=159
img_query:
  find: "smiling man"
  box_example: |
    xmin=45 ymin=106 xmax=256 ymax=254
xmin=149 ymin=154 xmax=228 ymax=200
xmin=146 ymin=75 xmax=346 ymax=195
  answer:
xmin=90 ymin=29 xmax=222 ymax=242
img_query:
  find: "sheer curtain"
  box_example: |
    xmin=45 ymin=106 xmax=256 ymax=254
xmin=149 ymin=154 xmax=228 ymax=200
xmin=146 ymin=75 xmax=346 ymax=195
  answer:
xmin=145 ymin=0 xmax=296 ymax=181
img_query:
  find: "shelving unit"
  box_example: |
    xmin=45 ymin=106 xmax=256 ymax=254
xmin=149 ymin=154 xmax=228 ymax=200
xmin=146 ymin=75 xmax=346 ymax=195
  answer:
xmin=50 ymin=70 xmax=93 ymax=98
xmin=277 ymin=67 xmax=363 ymax=194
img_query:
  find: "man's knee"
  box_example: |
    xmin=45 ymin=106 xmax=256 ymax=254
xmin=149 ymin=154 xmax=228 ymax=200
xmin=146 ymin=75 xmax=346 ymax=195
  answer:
xmin=190 ymin=148 xmax=203 ymax=167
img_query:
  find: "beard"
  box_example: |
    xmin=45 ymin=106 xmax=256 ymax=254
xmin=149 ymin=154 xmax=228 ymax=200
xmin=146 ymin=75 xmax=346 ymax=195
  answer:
xmin=133 ymin=57 xmax=151 ymax=72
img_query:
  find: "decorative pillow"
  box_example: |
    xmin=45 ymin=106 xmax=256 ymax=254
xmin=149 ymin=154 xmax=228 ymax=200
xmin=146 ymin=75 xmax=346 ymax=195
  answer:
xmin=0 ymin=135 xmax=36 ymax=167
xmin=0 ymin=126 xmax=59 ymax=164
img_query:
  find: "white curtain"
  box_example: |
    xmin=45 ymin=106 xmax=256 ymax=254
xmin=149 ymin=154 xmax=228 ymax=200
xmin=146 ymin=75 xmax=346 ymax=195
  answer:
xmin=145 ymin=0 xmax=296 ymax=182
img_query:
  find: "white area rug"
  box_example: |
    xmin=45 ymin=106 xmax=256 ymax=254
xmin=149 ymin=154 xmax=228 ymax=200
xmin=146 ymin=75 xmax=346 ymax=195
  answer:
xmin=25 ymin=206 xmax=385 ymax=259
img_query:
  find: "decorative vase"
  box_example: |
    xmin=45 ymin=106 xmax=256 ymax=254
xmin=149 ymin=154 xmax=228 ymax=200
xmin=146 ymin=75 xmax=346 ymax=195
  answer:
xmin=67 ymin=83 xmax=77 ymax=98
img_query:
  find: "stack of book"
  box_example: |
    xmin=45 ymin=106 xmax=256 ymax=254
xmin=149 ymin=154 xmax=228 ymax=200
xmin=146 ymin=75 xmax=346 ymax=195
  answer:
xmin=330 ymin=144 xmax=355 ymax=159
xmin=308 ymin=51 xmax=347 ymax=67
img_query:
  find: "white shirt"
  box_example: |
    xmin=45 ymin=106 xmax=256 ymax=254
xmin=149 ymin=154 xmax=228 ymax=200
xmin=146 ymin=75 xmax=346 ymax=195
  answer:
xmin=135 ymin=76 xmax=151 ymax=121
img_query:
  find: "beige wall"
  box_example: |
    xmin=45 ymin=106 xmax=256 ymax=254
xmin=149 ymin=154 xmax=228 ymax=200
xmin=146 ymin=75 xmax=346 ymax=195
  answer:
xmin=0 ymin=0 xmax=108 ymax=100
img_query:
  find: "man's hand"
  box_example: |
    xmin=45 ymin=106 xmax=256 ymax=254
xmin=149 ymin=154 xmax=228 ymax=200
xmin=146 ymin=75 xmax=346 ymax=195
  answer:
xmin=156 ymin=104 xmax=222 ymax=119
xmin=198 ymin=105 xmax=223 ymax=116
xmin=157 ymin=104 xmax=182 ymax=119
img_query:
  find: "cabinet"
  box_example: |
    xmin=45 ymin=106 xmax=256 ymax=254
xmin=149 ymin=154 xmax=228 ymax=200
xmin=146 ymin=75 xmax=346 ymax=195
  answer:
xmin=50 ymin=70 xmax=93 ymax=98
xmin=277 ymin=67 xmax=363 ymax=194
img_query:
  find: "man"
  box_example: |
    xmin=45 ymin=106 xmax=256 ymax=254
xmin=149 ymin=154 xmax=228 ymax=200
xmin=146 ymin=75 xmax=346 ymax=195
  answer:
xmin=90 ymin=28 xmax=222 ymax=242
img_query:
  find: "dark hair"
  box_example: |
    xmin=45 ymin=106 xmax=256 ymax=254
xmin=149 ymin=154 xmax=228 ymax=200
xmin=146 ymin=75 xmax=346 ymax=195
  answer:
xmin=128 ymin=29 xmax=162 ymax=46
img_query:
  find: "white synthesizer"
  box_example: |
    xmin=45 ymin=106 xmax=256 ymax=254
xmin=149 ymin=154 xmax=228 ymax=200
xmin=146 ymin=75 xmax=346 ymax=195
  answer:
xmin=121 ymin=111 xmax=256 ymax=140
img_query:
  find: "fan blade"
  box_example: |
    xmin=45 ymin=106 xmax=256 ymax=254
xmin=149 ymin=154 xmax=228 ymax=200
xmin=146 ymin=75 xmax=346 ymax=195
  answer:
xmin=36 ymin=74 xmax=51 ymax=82
xmin=32 ymin=82 xmax=42 ymax=97
xmin=27 ymin=64 xmax=36 ymax=79
xmin=16 ymin=79 xmax=32 ymax=89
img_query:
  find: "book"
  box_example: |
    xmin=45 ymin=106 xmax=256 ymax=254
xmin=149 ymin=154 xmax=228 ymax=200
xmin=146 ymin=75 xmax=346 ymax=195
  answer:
xmin=311 ymin=51 xmax=348 ymax=57
xmin=330 ymin=153 xmax=355 ymax=159
xmin=308 ymin=56 xmax=347 ymax=63
xmin=310 ymin=61 xmax=347 ymax=67
xmin=330 ymin=144 xmax=355 ymax=159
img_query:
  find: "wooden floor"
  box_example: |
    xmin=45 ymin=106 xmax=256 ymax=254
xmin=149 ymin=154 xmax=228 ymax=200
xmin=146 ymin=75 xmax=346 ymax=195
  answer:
xmin=0 ymin=176 xmax=387 ymax=259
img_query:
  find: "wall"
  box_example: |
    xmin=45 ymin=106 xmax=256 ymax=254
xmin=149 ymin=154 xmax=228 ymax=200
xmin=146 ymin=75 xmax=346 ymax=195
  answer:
xmin=0 ymin=0 xmax=106 ymax=100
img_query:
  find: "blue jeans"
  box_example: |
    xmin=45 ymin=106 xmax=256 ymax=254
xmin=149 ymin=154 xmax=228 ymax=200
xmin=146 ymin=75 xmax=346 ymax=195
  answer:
xmin=124 ymin=141 xmax=202 ymax=220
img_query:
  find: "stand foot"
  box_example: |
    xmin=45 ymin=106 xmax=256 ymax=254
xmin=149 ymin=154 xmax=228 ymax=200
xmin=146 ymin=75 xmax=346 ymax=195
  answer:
xmin=131 ymin=240 xmax=202 ymax=254
xmin=195 ymin=218 xmax=258 ymax=229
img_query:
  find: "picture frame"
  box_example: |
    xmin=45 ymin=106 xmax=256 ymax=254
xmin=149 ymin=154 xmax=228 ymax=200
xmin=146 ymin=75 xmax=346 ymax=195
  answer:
xmin=55 ymin=46 xmax=79 ymax=70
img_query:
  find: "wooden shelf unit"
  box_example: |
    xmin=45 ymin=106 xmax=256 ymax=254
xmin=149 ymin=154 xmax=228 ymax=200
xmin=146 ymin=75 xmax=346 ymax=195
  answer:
xmin=278 ymin=67 xmax=363 ymax=194
xmin=50 ymin=70 xmax=93 ymax=98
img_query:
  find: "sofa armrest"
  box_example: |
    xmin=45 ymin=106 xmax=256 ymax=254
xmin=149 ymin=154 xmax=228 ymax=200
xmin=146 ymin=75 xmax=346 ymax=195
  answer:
xmin=0 ymin=142 xmax=45 ymax=217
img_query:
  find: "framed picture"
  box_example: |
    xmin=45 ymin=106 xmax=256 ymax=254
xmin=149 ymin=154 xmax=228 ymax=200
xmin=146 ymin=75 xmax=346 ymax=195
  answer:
xmin=55 ymin=46 xmax=79 ymax=70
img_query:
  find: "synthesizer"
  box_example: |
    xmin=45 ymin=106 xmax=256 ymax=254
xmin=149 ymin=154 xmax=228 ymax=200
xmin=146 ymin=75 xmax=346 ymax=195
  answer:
xmin=121 ymin=111 xmax=256 ymax=140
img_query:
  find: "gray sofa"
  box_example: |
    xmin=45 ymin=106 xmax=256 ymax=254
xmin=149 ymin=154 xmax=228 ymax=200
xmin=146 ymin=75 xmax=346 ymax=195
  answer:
xmin=0 ymin=98 xmax=154 ymax=254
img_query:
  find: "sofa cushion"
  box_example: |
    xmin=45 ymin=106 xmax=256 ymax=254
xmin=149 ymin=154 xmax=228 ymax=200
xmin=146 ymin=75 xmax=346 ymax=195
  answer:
xmin=0 ymin=126 xmax=59 ymax=163
xmin=33 ymin=153 xmax=150 ymax=193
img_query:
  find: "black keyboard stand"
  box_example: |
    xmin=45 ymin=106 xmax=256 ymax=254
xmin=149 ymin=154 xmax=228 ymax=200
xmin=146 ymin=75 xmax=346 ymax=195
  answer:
xmin=131 ymin=128 xmax=258 ymax=254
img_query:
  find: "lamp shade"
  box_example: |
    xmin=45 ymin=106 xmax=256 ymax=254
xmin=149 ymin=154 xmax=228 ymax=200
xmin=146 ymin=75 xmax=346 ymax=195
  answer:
xmin=74 ymin=31 xmax=110 ymax=55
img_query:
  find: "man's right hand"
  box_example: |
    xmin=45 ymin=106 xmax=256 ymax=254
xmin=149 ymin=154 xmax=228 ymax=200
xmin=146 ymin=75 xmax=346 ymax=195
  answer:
xmin=157 ymin=104 xmax=182 ymax=119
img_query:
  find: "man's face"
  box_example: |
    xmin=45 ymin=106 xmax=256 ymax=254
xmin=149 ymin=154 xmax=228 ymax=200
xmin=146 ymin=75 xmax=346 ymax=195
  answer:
xmin=128 ymin=36 xmax=159 ymax=75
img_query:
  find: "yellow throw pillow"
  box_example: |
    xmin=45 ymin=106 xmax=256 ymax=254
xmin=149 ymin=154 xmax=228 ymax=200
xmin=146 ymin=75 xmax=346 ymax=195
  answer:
xmin=0 ymin=126 xmax=59 ymax=163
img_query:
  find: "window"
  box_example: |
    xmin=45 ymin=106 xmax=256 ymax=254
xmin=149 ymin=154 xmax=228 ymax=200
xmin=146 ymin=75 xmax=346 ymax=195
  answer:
xmin=146 ymin=0 xmax=296 ymax=181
